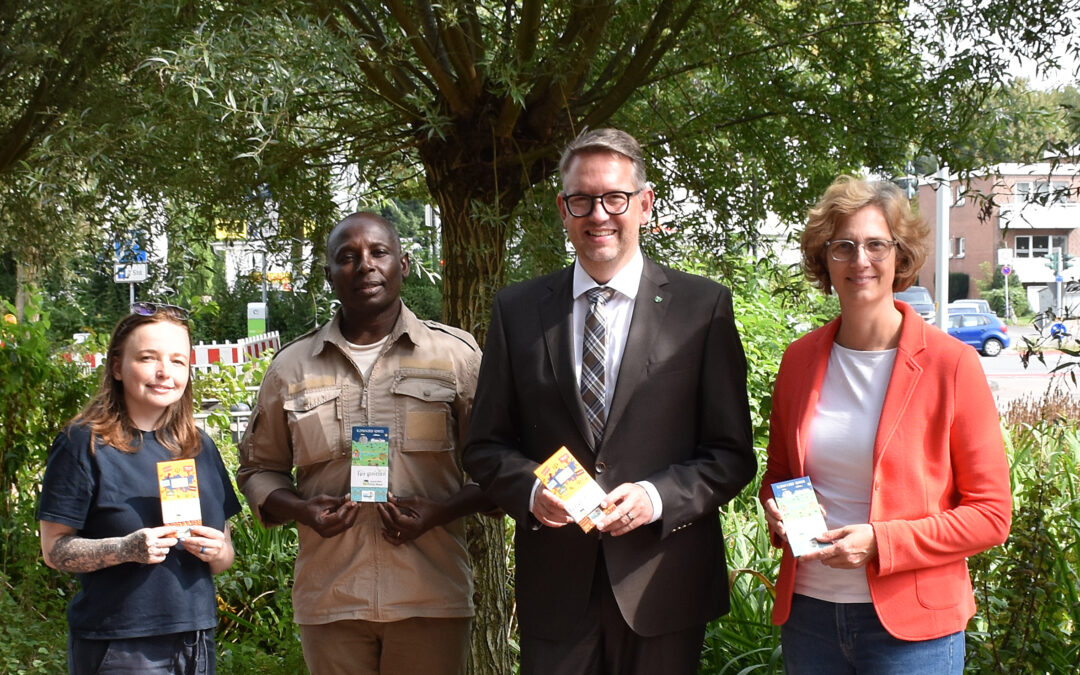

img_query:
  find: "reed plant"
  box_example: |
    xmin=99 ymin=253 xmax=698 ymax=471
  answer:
xmin=967 ymin=404 xmax=1080 ymax=672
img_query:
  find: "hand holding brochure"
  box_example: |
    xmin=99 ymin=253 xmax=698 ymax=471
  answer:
xmin=157 ymin=459 xmax=202 ymax=537
xmin=534 ymin=446 xmax=615 ymax=533
xmin=351 ymin=426 xmax=390 ymax=503
xmin=770 ymin=476 xmax=829 ymax=557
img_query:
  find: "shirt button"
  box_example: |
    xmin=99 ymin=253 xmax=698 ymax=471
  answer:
xmin=595 ymin=462 xmax=606 ymax=474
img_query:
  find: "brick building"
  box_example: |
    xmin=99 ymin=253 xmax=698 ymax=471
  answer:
xmin=915 ymin=163 xmax=1080 ymax=313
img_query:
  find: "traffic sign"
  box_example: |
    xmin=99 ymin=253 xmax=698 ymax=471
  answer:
xmin=114 ymin=263 xmax=149 ymax=283
xmin=1001 ymin=265 xmax=1011 ymax=276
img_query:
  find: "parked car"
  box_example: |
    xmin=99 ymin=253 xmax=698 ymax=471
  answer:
xmin=895 ymin=286 xmax=935 ymax=324
xmin=949 ymin=298 xmax=994 ymax=316
xmin=946 ymin=303 xmax=980 ymax=315
xmin=946 ymin=312 xmax=1010 ymax=356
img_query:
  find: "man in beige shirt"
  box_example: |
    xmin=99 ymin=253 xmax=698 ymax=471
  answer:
xmin=238 ymin=212 xmax=489 ymax=675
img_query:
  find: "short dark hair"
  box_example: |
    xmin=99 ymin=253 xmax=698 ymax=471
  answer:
xmin=326 ymin=212 xmax=402 ymax=263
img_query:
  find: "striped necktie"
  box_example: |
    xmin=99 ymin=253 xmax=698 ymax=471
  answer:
xmin=581 ymin=286 xmax=615 ymax=445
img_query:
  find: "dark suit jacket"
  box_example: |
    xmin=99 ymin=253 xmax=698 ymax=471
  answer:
xmin=463 ymin=257 xmax=756 ymax=639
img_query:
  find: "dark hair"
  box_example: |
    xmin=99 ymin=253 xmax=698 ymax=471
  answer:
xmin=801 ymin=176 xmax=930 ymax=294
xmin=73 ymin=308 xmax=200 ymax=458
xmin=326 ymin=212 xmax=402 ymax=263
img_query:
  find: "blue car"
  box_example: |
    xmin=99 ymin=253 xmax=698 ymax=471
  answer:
xmin=946 ymin=312 xmax=1010 ymax=357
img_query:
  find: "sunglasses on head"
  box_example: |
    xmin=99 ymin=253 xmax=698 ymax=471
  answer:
xmin=131 ymin=301 xmax=190 ymax=321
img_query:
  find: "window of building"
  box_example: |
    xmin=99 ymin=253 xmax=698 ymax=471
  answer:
xmin=949 ymin=236 xmax=966 ymax=258
xmin=1015 ymin=234 xmax=1068 ymax=258
xmin=1015 ymin=180 xmax=1071 ymax=204
xmin=1053 ymin=234 xmax=1068 ymax=255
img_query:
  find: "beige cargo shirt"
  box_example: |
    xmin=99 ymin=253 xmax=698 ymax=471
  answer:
xmin=237 ymin=304 xmax=481 ymax=625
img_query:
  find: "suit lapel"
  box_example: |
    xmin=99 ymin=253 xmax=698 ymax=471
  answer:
xmin=872 ymin=305 xmax=926 ymax=466
xmin=604 ymin=259 xmax=670 ymax=438
xmin=539 ymin=267 xmax=595 ymax=450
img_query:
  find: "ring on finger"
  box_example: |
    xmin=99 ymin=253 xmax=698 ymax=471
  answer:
xmin=626 ymin=512 xmax=634 ymax=522
xmin=200 ymin=546 xmax=206 ymax=554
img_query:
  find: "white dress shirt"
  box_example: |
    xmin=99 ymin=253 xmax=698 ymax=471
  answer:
xmin=559 ymin=249 xmax=662 ymax=523
xmin=570 ymin=251 xmax=643 ymax=413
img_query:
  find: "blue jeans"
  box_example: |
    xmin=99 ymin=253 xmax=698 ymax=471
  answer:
xmin=781 ymin=594 xmax=964 ymax=675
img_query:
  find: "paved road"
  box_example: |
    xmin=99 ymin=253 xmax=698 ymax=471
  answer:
xmin=977 ymin=323 xmax=1079 ymax=409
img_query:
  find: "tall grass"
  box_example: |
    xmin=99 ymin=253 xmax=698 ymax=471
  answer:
xmin=967 ymin=395 xmax=1080 ymax=672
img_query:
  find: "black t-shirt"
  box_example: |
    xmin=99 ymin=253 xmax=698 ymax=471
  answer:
xmin=37 ymin=424 xmax=242 ymax=639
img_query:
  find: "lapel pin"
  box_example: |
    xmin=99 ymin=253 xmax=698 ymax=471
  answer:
xmin=654 ymin=296 xmax=663 ymax=303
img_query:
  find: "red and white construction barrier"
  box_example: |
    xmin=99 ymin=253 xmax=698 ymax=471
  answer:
xmin=240 ymin=332 xmax=279 ymax=360
xmin=71 ymin=331 xmax=280 ymax=375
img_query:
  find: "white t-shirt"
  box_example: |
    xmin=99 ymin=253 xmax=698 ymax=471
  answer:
xmin=345 ymin=335 xmax=389 ymax=382
xmin=794 ymin=342 xmax=896 ymax=604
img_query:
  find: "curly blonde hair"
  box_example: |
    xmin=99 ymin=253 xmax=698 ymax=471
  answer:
xmin=801 ymin=176 xmax=929 ymax=294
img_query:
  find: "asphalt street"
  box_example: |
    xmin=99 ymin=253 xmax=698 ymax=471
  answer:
xmin=978 ymin=322 xmax=1080 ymax=409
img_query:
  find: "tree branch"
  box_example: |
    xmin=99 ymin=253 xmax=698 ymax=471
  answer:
xmin=383 ymin=0 xmax=471 ymax=115
xmin=584 ymin=0 xmax=701 ymax=127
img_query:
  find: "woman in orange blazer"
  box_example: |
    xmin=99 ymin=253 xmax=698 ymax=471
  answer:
xmin=760 ymin=177 xmax=1011 ymax=674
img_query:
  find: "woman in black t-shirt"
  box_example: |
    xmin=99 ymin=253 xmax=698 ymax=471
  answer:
xmin=38 ymin=303 xmax=241 ymax=675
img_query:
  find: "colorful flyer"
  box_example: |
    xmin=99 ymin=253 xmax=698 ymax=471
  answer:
xmin=157 ymin=458 xmax=202 ymax=536
xmin=771 ymin=476 xmax=829 ymax=557
xmin=534 ymin=446 xmax=615 ymax=533
xmin=352 ymin=425 xmax=390 ymax=502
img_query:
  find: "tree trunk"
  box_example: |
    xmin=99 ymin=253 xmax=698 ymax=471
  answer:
xmin=426 ymin=155 xmax=515 ymax=675
xmin=419 ymin=127 xmax=559 ymax=675
xmin=14 ymin=259 xmax=38 ymax=322
xmin=463 ymin=514 xmax=512 ymax=675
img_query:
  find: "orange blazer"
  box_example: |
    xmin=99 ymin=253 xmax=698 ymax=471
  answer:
xmin=759 ymin=301 xmax=1012 ymax=640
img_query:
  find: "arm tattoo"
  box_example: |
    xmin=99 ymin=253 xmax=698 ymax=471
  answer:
xmin=49 ymin=532 xmax=146 ymax=573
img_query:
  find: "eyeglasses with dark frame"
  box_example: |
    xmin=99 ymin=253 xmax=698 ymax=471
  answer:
xmin=825 ymin=239 xmax=899 ymax=262
xmin=131 ymin=301 xmax=190 ymax=321
xmin=561 ymin=189 xmax=643 ymax=218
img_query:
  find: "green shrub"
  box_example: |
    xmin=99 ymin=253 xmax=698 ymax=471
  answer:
xmin=967 ymin=419 xmax=1080 ymax=672
xmin=0 ymin=294 xmax=98 ymax=672
xmin=195 ymin=353 xmax=307 ymax=672
xmin=949 ymin=272 xmax=970 ymax=302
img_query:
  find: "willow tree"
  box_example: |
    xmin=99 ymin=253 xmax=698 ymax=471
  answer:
xmin=0 ymin=0 xmax=207 ymax=317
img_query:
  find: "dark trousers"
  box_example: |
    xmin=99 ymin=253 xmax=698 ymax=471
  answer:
xmin=520 ymin=552 xmax=706 ymax=675
xmin=68 ymin=629 xmax=214 ymax=675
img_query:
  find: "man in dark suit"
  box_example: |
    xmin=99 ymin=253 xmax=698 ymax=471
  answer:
xmin=463 ymin=128 xmax=756 ymax=674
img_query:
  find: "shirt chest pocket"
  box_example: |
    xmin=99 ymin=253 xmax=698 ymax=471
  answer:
xmin=391 ymin=369 xmax=456 ymax=453
xmin=283 ymin=387 xmax=344 ymax=467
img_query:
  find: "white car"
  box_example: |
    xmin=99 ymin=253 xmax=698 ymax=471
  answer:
xmin=949 ymin=299 xmax=994 ymax=316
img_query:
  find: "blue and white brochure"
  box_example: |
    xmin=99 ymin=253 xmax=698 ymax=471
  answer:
xmin=771 ymin=476 xmax=829 ymax=557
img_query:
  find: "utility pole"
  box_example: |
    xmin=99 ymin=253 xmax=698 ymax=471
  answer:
xmin=934 ymin=166 xmax=950 ymax=327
